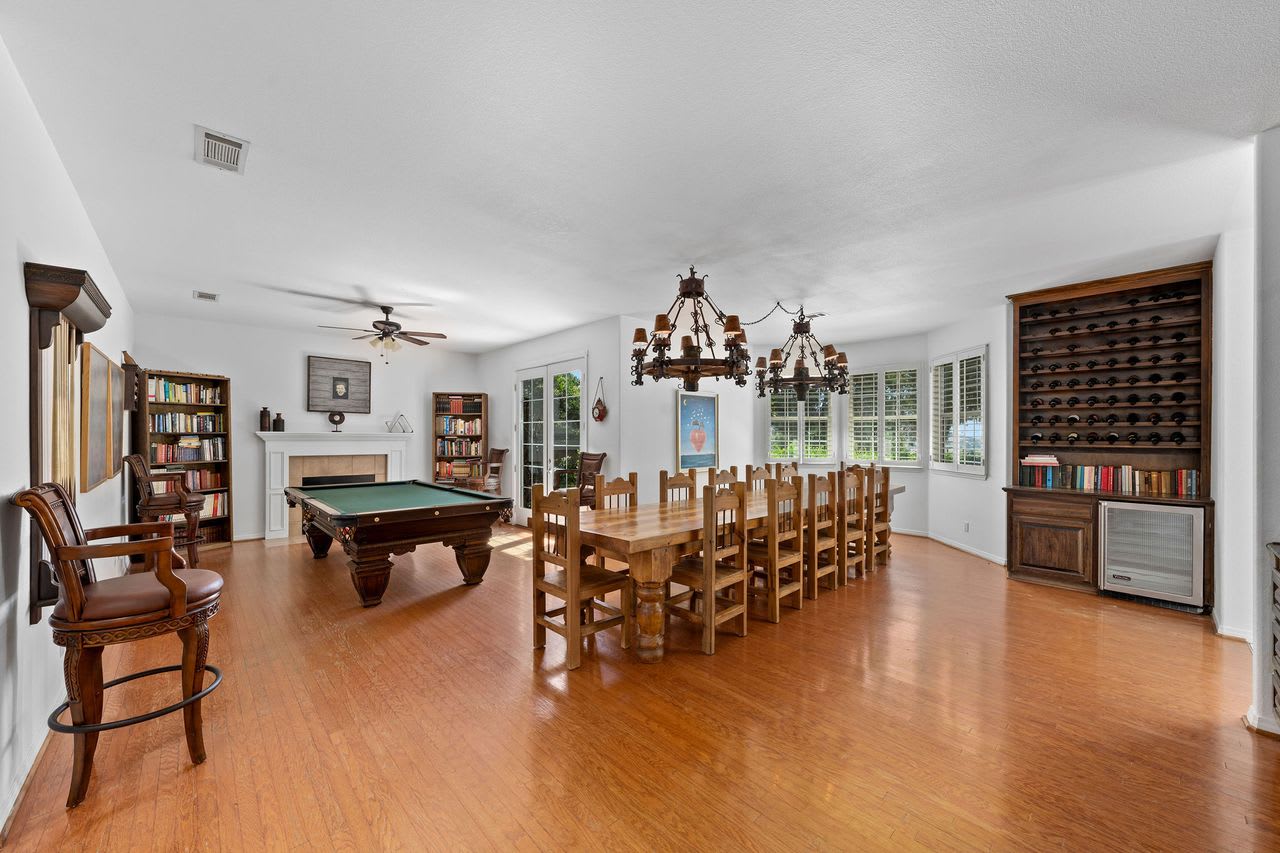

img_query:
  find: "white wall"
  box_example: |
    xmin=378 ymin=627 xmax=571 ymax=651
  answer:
xmin=927 ymin=305 xmax=1010 ymax=564
xmin=1252 ymin=126 xmax=1280 ymax=734
xmin=132 ymin=316 xmax=478 ymax=539
xmin=1211 ymin=201 xmax=1258 ymax=641
xmin=0 ymin=34 xmax=136 ymax=823
xmin=475 ymin=317 xmax=622 ymax=500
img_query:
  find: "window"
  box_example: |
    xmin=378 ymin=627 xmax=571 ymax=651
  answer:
xmin=930 ymin=346 xmax=986 ymax=476
xmin=767 ymin=386 xmax=833 ymax=462
xmin=844 ymin=366 xmax=921 ymax=466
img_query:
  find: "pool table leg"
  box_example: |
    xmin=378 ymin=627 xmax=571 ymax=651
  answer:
xmin=348 ymin=554 xmax=393 ymax=607
xmin=304 ymin=527 xmax=333 ymax=559
xmin=452 ymin=539 xmax=492 ymax=585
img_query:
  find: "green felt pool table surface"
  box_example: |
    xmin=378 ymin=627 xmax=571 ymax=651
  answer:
xmin=289 ymin=480 xmax=492 ymax=515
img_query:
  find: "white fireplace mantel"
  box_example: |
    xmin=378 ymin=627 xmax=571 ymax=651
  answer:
xmin=256 ymin=431 xmax=413 ymax=539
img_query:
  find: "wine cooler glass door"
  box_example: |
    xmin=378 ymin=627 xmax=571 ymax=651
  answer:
xmin=1099 ymin=502 xmax=1204 ymax=606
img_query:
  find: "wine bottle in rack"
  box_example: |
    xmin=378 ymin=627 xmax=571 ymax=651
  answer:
xmin=1171 ymin=352 xmax=1187 ymax=362
xmin=1031 ymin=363 xmax=1045 ymax=373
xmin=1086 ymin=396 xmax=1099 ymax=407
xmin=1066 ymin=414 xmax=1080 ymax=425
xmin=1086 ymin=432 xmax=1100 ymax=444
xmin=1105 ymin=414 xmax=1119 ymax=425
xmin=1148 ymin=433 xmax=1162 ymax=445
xmin=1172 ymin=331 xmax=1187 ymax=342
xmin=1126 ymin=297 xmax=1141 ymax=307
xmin=1048 ymin=433 xmax=1062 ymax=443
xmin=1086 ymin=414 xmax=1100 ymax=425
xmin=1126 ymin=336 xmax=1140 ymax=345
xmin=1066 ymin=344 xmax=1080 ymax=353
xmin=1030 ymin=397 xmax=1044 ymax=408
xmin=1126 ymin=413 xmax=1140 ymax=425
xmin=1171 ymin=432 xmax=1186 ymax=445
xmin=1148 ymin=413 xmax=1162 ymax=425
xmin=1030 ymin=433 xmax=1044 ymax=444
xmin=1106 ymin=357 xmax=1119 ymax=368
xmin=1048 ymin=398 xmax=1062 ymax=408
xmin=1149 ymin=354 xmax=1163 ymax=365
xmin=1148 ymin=373 xmax=1162 ymax=383
xmin=1086 ymin=377 xmax=1099 ymax=387
xmin=1048 ymin=380 xmax=1062 ymax=389
xmin=1106 ymin=432 xmax=1120 ymax=444
xmin=1171 ymin=372 xmax=1187 ymax=382
xmin=1126 ymin=393 xmax=1140 ymax=405
xmin=1105 ymin=376 xmax=1118 ymax=386
xmin=1174 ymin=392 xmax=1192 ymax=408
xmin=1106 ymin=321 xmax=1120 ymax=330
xmin=1150 ymin=315 xmax=1163 ymax=325
xmin=1048 ymin=363 xmax=1062 ymax=371
xmin=1170 ymin=412 xmax=1187 ymax=425
xmin=1048 ymin=414 xmax=1062 ymax=426
xmin=1106 ymin=339 xmax=1119 ymax=348
xmin=1066 ymin=396 xmax=1080 ymax=407
xmin=1148 ymin=393 xmax=1163 ymax=404
xmin=1126 ymin=432 xmax=1140 ymax=444
xmin=1030 ymin=380 xmax=1044 ymax=390
xmin=1030 ymin=346 xmax=1045 ymax=355
xmin=1066 ymin=432 xmax=1079 ymax=444
xmin=1126 ymin=355 xmax=1140 ymax=366
xmin=1105 ymin=395 xmax=1119 ymax=405
xmin=1149 ymin=335 xmax=1162 ymax=345
xmin=1126 ymin=374 xmax=1140 ymax=384
xmin=1066 ymin=361 xmax=1081 ymax=370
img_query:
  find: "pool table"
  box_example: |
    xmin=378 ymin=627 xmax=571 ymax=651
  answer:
xmin=283 ymin=479 xmax=512 ymax=607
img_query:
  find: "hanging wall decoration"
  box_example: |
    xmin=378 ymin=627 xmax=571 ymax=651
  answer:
xmin=591 ymin=376 xmax=608 ymax=422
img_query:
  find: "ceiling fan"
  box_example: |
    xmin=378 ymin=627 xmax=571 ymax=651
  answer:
xmin=319 ymin=305 xmax=446 ymax=361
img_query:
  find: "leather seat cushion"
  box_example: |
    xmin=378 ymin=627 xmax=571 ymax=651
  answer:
xmin=144 ymin=493 xmax=206 ymax=511
xmin=54 ymin=569 xmax=223 ymax=621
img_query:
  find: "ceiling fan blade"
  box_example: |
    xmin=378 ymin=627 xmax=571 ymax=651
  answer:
xmin=396 ymin=334 xmax=431 ymax=346
xmin=318 ymin=324 xmax=375 ymax=332
xmin=352 ymin=334 xmax=380 ymax=340
xmin=260 ymin=284 xmax=433 ymax=311
xmin=397 ymin=331 xmax=447 ymax=339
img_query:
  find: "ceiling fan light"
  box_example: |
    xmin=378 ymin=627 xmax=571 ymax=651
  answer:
xmin=368 ymin=337 xmax=380 ymax=349
xmin=386 ymin=338 xmax=402 ymax=352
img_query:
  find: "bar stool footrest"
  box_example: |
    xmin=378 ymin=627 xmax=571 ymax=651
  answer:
xmin=48 ymin=663 xmax=223 ymax=735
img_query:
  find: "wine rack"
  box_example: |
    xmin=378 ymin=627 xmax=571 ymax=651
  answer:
xmin=1004 ymin=261 xmax=1213 ymax=604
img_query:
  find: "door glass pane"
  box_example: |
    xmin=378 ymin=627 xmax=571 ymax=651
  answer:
xmin=551 ymin=369 xmax=583 ymax=488
xmin=521 ymin=377 xmax=544 ymax=510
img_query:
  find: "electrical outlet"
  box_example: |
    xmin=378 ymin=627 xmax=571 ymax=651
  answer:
xmin=963 ymin=521 xmax=970 ymax=533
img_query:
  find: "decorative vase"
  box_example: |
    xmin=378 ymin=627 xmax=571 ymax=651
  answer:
xmin=272 ymin=412 xmax=285 ymax=432
xmin=259 ymin=407 xmax=272 ymax=432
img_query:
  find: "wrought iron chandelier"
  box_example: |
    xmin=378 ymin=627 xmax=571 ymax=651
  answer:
xmin=754 ymin=304 xmax=849 ymax=400
xmin=631 ymin=266 xmax=751 ymax=391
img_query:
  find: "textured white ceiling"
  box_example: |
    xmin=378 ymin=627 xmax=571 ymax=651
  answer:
xmin=2 ymin=1 xmax=1275 ymax=351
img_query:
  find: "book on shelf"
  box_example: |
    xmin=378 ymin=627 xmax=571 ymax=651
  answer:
xmin=435 ymin=459 xmax=482 ymax=480
xmin=147 ymin=377 xmax=223 ymax=404
xmin=434 ymin=395 xmax=483 ymax=415
xmin=435 ymin=415 xmax=482 ymax=436
xmin=1018 ymin=458 xmax=1199 ymax=497
xmin=152 ymin=435 xmax=226 ymax=464
xmin=152 ymin=467 xmax=225 ymax=493
xmin=149 ymin=410 xmax=224 ymax=433
xmin=158 ymin=490 xmax=228 ymax=523
xmin=435 ymin=437 xmax=483 ymax=457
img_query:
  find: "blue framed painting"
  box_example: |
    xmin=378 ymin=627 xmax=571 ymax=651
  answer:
xmin=676 ymin=390 xmax=718 ymax=469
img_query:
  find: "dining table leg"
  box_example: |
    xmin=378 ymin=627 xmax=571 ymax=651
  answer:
xmin=628 ymin=546 xmax=674 ymax=663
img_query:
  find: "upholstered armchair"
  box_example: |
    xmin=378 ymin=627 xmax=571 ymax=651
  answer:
xmin=554 ymin=452 xmax=607 ymax=509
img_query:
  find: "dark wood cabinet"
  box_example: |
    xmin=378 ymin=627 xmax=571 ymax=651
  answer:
xmin=1008 ymin=491 xmax=1095 ymax=588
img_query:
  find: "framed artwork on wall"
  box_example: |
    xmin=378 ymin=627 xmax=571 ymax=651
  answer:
xmin=676 ymin=390 xmax=718 ymax=469
xmin=307 ymin=356 xmax=372 ymax=413
xmin=79 ymin=342 xmax=123 ymax=491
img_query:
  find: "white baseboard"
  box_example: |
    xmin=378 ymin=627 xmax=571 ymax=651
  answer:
xmin=926 ymin=532 xmax=1007 ymax=565
xmin=234 ymin=531 xmax=264 ymax=542
xmin=1214 ymin=621 xmax=1252 ymax=644
xmin=892 ymin=527 xmax=928 ymax=537
xmin=1246 ymin=707 xmax=1280 ymax=737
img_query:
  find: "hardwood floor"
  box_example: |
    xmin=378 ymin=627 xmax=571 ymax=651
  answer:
xmin=5 ymin=530 xmax=1278 ymax=851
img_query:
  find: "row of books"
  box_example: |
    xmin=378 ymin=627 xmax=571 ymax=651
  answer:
xmin=434 ymin=459 xmax=482 ymax=480
xmin=152 ymin=435 xmax=227 ymax=463
xmin=150 ymin=411 xmax=224 ymax=433
xmin=152 ymin=468 xmax=224 ymax=492
xmin=436 ymin=438 xmax=483 ymax=457
xmin=435 ymin=416 xmax=483 ymax=436
xmin=1019 ymin=455 xmax=1199 ymax=496
xmin=435 ymin=395 xmax=482 ymax=415
xmin=158 ymin=490 xmax=228 ymax=523
xmin=148 ymin=378 xmax=222 ymax=404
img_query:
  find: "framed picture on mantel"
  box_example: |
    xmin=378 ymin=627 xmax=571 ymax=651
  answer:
xmin=307 ymin=356 xmax=371 ymax=414
xmin=676 ymin=390 xmax=718 ymax=469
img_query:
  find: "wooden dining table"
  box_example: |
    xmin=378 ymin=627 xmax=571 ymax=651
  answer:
xmin=578 ymin=483 xmax=905 ymax=662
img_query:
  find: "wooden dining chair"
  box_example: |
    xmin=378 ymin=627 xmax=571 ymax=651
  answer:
xmin=745 ymin=477 xmax=805 ymax=623
xmin=532 ymin=485 xmax=631 ymax=670
xmin=590 ymin=473 xmax=639 ymax=568
xmin=743 ymin=464 xmax=769 ymax=493
xmin=771 ymin=462 xmax=799 ymax=480
xmin=658 ymin=468 xmax=698 ymax=503
xmin=11 ymin=482 xmax=223 ymax=807
xmin=867 ymin=465 xmax=892 ymax=566
xmin=666 ymin=482 xmax=749 ymax=654
xmin=837 ymin=465 xmax=869 ymax=582
xmin=704 ymin=466 xmax=738 ymax=488
xmin=805 ymin=472 xmax=840 ymax=598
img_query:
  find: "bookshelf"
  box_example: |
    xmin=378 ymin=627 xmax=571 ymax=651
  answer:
xmin=431 ymin=392 xmax=487 ymax=483
xmin=131 ymin=369 xmax=234 ymax=549
xmin=1004 ymin=261 xmax=1213 ymax=599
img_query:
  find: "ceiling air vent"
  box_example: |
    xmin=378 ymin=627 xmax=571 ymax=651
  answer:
xmin=195 ymin=126 xmax=248 ymax=174
xmin=192 ymin=290 xmax=220 ymax=303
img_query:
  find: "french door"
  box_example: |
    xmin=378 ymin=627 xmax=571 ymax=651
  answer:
xmin=514 ymin=358 xmax=585 ymax=524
